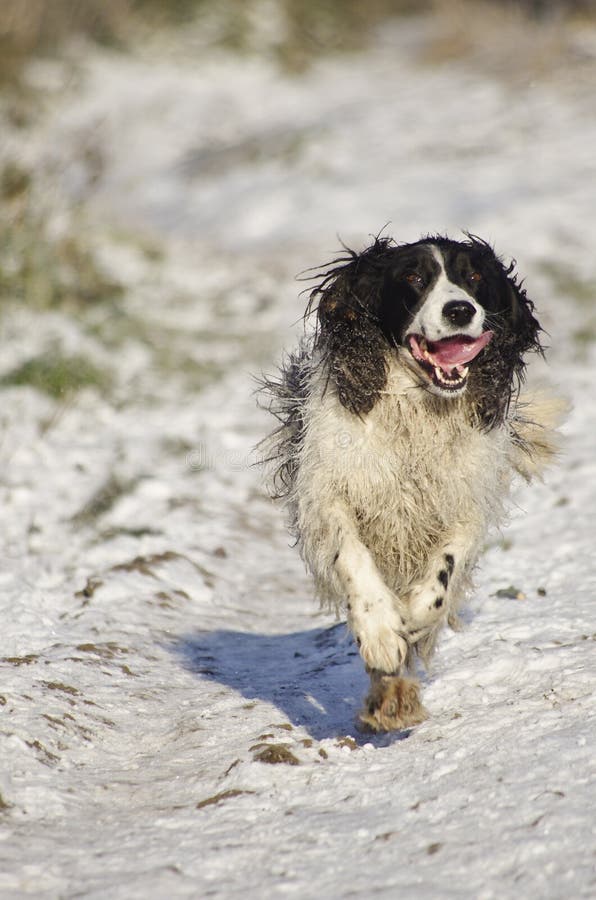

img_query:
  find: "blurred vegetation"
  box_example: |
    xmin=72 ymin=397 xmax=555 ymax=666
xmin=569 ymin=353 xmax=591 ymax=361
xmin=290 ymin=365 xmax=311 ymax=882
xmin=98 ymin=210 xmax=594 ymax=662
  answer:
xmin=0 ymin=1 xmax=426 ymax=84
xmin=3 ymin=0 xmax=594 ymax=88
xmin=0 ymin=158 xmax=119 ymax=398
xmin=541 ymin=260 xmax=596 ymax=354
xmin=0 ymin=160 xmax=122 ymax=311
xmin=71 ymin=474 xmax=138 ymax=525
xmin=0 ymin=349 xmax=111 ymax=398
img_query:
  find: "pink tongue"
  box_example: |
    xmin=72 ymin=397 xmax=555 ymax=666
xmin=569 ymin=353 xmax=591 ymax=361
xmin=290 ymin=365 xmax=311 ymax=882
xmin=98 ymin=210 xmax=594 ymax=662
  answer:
xmin=428 ymin=331 xmax=493 ymax=368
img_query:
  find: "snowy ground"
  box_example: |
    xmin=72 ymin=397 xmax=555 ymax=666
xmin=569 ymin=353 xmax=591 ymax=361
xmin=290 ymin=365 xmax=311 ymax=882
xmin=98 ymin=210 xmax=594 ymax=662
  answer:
xmin=1 ymin=14 xmax=596 ymax=899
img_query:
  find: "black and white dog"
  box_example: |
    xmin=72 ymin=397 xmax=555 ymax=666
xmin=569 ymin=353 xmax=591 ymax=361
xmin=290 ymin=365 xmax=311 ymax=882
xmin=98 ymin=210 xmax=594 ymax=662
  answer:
xmin=262 ymin=235 xmax=560 ymax=731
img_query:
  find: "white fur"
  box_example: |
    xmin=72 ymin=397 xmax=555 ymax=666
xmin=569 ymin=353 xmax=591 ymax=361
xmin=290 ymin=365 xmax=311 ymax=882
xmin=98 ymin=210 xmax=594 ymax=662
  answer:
xmin=290 ymin=350 xmax=531 ymax=672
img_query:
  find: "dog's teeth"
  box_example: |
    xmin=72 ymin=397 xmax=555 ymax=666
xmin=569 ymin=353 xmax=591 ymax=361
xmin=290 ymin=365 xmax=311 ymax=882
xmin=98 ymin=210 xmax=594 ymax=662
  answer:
xmin=432 ymin=363 xmax=470 ymax=390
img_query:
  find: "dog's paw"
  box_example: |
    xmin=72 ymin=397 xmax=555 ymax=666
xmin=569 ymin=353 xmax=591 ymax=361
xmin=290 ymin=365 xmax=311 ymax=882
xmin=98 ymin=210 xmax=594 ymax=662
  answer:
xmin=359 ymin=675 xmax=428 ymax=732
xmin=349 ymin=598 xmax=408 ymax=673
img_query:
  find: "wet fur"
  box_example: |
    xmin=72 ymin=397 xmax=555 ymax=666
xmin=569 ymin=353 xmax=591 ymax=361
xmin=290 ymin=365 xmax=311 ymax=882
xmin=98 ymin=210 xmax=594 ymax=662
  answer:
xmin=260 ymin=234 xmax=560 ymax=731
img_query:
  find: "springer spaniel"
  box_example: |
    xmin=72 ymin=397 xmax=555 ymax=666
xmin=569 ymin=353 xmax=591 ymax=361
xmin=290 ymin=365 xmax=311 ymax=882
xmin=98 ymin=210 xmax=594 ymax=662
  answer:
xmin=262 ymin=235 xmax=560 ymax=732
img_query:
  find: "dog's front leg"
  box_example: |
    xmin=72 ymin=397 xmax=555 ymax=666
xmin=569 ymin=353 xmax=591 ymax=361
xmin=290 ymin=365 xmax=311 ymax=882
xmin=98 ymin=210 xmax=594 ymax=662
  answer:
xmin=407 ymin=533 xmax=480 ymax=633
xmin=302 ymin=500 xmax=408 ymax=673
xmin=358 ymin=536 xmax=480 ymax=731
xmin=337 ymin=544 xmax=428 ymax=730
xmin=299 ymin=500 xmax=427 ymax=731
xmin=335 ymin=536 xmax=410 ymax=674
xmin=333 ymin=530 xmax=430 ymax=732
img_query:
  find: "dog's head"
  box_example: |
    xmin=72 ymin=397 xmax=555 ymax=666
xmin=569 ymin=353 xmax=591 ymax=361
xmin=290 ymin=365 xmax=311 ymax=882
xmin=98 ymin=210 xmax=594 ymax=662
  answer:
xmin=312 ymin=235 xmax=542 ymax=422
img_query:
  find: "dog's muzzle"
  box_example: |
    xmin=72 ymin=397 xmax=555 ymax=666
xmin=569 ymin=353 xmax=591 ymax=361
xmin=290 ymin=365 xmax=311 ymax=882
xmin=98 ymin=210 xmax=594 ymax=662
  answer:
xmin=407 ymin=331 xmax=493 ymax=393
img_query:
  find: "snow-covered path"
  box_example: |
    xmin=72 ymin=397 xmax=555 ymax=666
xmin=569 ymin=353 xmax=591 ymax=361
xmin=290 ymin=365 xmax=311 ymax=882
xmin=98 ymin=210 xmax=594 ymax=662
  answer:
xmin=1 ymin=16 xmax=595 ymax=898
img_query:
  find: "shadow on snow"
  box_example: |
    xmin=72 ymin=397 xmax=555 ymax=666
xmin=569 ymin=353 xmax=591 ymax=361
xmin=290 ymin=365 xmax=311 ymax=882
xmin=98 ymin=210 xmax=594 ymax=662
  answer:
xmin=173 ymin=622 xmax=413 ymax=745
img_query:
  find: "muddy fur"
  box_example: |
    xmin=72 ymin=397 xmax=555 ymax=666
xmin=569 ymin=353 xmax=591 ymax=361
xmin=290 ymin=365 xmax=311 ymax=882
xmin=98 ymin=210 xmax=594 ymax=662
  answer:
xmin=359 ymin=674 xmax=428 ymax=733
xmin=260 ymin=234 xmax=561 ymax=731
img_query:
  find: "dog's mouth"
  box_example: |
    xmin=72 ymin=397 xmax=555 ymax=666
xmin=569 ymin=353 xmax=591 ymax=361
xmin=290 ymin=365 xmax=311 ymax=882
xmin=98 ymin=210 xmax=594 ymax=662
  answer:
xmin=407 ymin=331 xmax=493 ymax=393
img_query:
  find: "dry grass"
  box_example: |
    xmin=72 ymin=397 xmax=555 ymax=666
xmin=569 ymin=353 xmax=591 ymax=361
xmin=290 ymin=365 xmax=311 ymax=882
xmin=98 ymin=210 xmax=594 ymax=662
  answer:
xmin=0 ymin=1 xmax=130 ymax=85
xmin=0 ymin=161 xmax=122 ymax=311
xmin=0 ymin=0 xmax=427 ymax=85
xmin=424 ymin=0 xmax=596 ymax=80
xmin=2 ymin=1 xmax=594 ymax=86
xmin=0 ymin=1 xmax=228 ymax=87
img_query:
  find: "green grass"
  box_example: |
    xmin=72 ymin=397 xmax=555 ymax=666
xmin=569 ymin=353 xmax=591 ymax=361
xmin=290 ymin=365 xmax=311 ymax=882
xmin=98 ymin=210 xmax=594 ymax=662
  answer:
xmin=1 ymin=351 xmax=111 ymax=399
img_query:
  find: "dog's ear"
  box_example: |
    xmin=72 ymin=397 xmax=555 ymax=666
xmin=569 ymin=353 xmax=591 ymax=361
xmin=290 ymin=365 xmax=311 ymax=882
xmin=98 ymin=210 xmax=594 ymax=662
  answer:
xmin=502 ymin=264 xmax=543 ymax=357
xmin=470 ymin=260 xmax=544 ymax=429
xmin=310 ymin=241 xmax=392 ymax=415
xmin=465 ymin=236 xmax=543 ymax=357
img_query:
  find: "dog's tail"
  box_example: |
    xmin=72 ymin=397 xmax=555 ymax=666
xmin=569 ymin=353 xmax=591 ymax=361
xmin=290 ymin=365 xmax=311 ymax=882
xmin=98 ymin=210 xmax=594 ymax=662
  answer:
xmin=509 ymin=390 xmax=569 ymax=481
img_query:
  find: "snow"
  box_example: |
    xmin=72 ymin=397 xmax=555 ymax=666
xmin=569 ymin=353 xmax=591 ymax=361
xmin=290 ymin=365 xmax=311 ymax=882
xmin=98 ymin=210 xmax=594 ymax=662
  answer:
xmin=1 ymin=14 xmax=596 ymax=899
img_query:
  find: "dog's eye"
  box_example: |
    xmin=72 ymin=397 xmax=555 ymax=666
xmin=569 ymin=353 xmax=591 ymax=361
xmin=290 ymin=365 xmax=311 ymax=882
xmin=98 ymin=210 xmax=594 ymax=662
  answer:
xmin=469 ymin=272 xmax=482 ymax=283
xmin=405 ymin=272 xmax=424 ymax=287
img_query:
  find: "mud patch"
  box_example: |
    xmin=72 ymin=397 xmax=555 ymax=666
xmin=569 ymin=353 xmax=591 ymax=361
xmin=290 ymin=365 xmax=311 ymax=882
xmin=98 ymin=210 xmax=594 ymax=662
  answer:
xmin=196 ymin=789 xmax=256 ymax=810
xmin=251 ymin=743 xmax=300 ymax=766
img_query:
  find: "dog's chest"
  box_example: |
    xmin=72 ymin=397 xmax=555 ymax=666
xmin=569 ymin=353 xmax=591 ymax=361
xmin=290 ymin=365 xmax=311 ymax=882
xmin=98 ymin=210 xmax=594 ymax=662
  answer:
xmin=307 ymin=362 xmax=511 ymax=564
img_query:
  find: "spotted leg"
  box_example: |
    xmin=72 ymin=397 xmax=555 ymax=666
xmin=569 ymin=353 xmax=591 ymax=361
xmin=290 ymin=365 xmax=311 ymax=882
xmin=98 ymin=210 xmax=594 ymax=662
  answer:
xmin=407 ymin=536 xmax=480 ymax=637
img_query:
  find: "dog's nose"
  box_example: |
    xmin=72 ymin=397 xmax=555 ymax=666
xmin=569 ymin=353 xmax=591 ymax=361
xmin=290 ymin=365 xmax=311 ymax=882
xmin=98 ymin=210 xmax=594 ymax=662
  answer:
xmin=442 ymin=300 xmax=476 ymax=327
